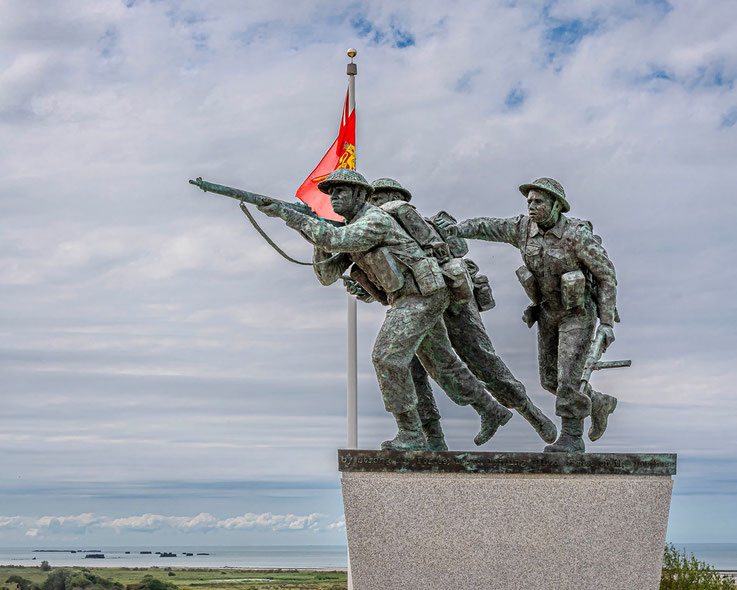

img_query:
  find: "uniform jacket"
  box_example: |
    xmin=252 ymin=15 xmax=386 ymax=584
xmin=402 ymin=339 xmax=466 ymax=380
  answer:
xmin=456 ymin=214 xmax=617 ymax=325
xmin=285 ymin=202 xmax=429 ymax=303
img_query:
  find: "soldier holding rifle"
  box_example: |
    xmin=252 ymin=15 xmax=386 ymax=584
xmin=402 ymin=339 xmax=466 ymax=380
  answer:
xmin=253 ymin=168 xmax=514 ymax=451
xmin=437 ymin=178 xmax=619 ymax=453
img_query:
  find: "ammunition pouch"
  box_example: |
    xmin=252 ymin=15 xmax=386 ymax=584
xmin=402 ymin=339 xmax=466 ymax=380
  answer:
xmin=430 ymin=241 xmax=451 ymax=264
xmin=561 ymin=270 xmax=585 ymax=311
xmin=464 ymin=259 xmax=495 ymax=311
xmin=515 ymin=265 xmax=541 ymax=304
xmin=410 ymin=257 xmax=446 ymax=296
xmin=361 ymin=247 xmax=405 ymax=293
xmin=472 ymin=273 xmax=495 ymax=311
xmin=439 ymin=257 xmax=474 ymax=306
xmin=349 ymin=264 xmax=388 ymax=306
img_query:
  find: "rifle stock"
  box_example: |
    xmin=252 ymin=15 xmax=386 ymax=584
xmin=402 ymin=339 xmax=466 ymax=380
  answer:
xmin=579 ymin=332 xmax=632 ymax=395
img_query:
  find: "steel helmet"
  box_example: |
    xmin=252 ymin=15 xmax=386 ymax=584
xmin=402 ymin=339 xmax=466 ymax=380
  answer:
xmin=317 ymin=168 xmax=373 ymax=195
xmin=519 ymin=177 xmax=570 ymax=213
xmin=370 ymin=178 xmax=412 ymax=202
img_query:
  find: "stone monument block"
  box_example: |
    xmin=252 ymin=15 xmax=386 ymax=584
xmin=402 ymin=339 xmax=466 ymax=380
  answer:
xmin=340 ymin=450 xmax=675 ymax=590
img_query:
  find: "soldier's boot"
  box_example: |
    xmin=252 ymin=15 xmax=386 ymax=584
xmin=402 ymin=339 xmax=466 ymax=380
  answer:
xmin=517 ymin=399 xmax=558 ymax=444
xmin=544 ymin=418 xmax=585 ymax=453
xmin=471 ymin=397 xmax=513 ymax=446
xmin=381 ymin=409 xmax=428 ymax=451
xmin=589 ymin=392 xmax=617 ymax=441
xmin=422 ymin=419 xmax=448 ymax=452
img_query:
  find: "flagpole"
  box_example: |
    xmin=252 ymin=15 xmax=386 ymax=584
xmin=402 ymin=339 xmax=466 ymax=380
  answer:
xmin=345 ymin=48 xmax=358 ymax=590
xmin=346 ymin=48 xmax=358 ymax=451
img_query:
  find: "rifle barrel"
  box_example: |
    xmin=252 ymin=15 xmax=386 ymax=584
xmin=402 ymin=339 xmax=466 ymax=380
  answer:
xmin=188 ymin=176 xmax=343 ymax=226
xmin=189 ymin=177 xmax=272 ymax=205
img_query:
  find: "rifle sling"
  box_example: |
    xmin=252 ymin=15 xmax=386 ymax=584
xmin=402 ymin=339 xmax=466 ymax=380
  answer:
xmin=239 ymin=200 xmax=341 ymax=267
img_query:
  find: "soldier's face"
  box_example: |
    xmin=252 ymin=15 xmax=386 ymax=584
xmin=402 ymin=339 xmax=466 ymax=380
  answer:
xmin=330 ymin=185 xmax=360 ymax=216
xmin=527 ymin=190 xmax=555 ymax=223
xmin=370 ymin=190 xmax=405 ymax=207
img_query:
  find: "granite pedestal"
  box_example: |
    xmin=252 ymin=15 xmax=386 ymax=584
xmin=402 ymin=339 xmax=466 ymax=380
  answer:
xmin=340 ymin=450 xmax=676 ymax=590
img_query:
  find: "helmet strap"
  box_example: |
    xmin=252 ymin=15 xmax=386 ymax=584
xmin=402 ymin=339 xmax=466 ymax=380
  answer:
xmin=538 ymin=197 xmax=563 ymax=230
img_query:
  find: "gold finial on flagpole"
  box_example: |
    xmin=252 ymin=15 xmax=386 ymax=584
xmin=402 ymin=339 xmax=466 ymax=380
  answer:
xmin=346 ymin=48 xmax=357 ymax=76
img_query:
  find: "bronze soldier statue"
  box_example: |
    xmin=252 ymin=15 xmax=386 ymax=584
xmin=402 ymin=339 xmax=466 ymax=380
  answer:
xmin=346 ymin=178 xmax=557 ymax=450
xmin=256 ymin=168 xmax=513 ymax=451
xmin=438 ymin=178 xmax=618 ymax=453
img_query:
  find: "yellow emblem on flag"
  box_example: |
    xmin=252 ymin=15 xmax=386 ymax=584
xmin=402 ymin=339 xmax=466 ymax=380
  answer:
xmin=337 ymin=142 xmax=356 ymax=170
xmin=311 ymin=143 xmax=356 ymax=183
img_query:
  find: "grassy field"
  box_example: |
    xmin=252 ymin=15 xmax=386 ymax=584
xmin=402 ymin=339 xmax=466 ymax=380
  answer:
xmin=0 ymin=566 xmax=347 ymax=590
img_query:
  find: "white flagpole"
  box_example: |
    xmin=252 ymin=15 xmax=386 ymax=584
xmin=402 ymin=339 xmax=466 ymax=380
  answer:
xmin=345 ymin=47 xmax=358 ymax=590
xmin=346 ymin=48 xmax=358 ymax=451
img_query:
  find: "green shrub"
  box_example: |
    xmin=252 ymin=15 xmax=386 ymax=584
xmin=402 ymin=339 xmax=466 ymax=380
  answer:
xmin=6 ymin=576 xmax=36 ymax=590
xmin=661 ymin=543 xmax=734 ymax=589
xmin=125 ymin=577 xmax=178 ymax=590
xmin=5 ymin=575 xmax=38 ymax=590
xmin=39 ymin=563 xmax=51 ymax=573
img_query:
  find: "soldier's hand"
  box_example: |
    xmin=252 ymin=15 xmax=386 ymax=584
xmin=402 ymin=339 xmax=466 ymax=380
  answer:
xmin=256 ymin=201 xmax=287 ymax=219
xmin=522 ymin=304 xmax=540 ymax=328
xmin=342 ymin=277 xmax=374 ymax=302
xmin=597 ymin=324 xmax=615 ymax=351
xmin=343 ymin=278 xmax=362 ymax=295
xmin=435 ymin=217 xmax=460 ymax=236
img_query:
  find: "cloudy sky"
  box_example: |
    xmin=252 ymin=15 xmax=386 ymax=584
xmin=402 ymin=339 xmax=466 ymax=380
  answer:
xmin=1 ymin=0 xmax=735 ymax=548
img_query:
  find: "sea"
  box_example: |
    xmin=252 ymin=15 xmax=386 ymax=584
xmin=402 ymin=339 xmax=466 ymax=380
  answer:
xmin=0 ymin=544 xmax=735 ymax=571
xmin=0 ymin=546 xmax=348 ymax=569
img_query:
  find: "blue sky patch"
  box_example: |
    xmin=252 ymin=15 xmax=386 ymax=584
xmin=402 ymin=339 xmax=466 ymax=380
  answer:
xmin=350 ymin=13 xmax=415 ymax=49
xmin=546 ymin=18 xmax=598 ymax=47
xmin=166 ymin=8 xmax=206 ymax=27
xmin=505 ymin=86 xmax=527 ymax=109
xmin=99 ymin=27 xmax=118 ymax=59
xmin=631 ymin=65 xmax=675 ymax=88
xmin=635 ymin=0 xmax=673 ymax=14
xmin=393 ymin=28 xmax=415 ymax=48
xmin=540 ymin=2 xmax=600 ymax=64
xmin=454 ymin=68 xmax=481 ymax=93
xmin=350 ymin=14 xmax=384 ymax=45
xmin=693 ymin=62 xmax=735 ymax=90
xmin=649 ymin=68 xmax=674 ymax=81
xmin=721 ymin=107 xmax=737 ymax=129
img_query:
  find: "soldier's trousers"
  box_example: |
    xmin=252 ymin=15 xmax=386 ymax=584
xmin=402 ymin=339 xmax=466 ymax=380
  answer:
xmin=411 ymin=299 xmax=528 ymax=426
xmin=537 ymin=303 xmax=606 ymax=420
xmin=372 ymin=290 xmax=490 ymax=415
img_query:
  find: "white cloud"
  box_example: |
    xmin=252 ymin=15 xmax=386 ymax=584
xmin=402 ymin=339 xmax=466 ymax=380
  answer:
xmin=0 ymin=511 xmax=332 ymax=537
xmin=218 ymin=512 xmax=325 ymax=531
xmin=102 ymin=512 xmax=218 ymax=532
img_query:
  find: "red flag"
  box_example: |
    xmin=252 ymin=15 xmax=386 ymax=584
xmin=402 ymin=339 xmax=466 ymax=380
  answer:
xmin=295 ymin=89 xmax=356 ymax=221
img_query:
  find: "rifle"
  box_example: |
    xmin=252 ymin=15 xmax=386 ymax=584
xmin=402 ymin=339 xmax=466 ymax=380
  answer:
xmin=188 ymin=177 xmax=343 ymax=226
xmin=579 ymin=331 xmax=631 ymax=395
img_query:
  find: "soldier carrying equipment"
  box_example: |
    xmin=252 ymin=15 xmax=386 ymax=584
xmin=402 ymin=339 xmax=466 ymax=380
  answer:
xmin=356 ymin=177 xmax=558 ymax=448
xmin=438 ymin=176 xmax=625 ymax=453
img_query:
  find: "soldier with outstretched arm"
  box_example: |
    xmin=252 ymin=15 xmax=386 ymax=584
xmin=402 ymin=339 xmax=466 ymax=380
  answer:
xmin=437 ymin=178 xmax=618 ymax=453
xmin=347 ymin=178 xmax=557 ymax=450
xmin=256 ymin=169 xmax=513 ymax=451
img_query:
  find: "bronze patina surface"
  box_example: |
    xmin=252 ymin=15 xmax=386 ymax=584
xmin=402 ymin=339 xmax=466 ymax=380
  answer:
xmin=338 ymin=449 xmax=677 ymax=476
